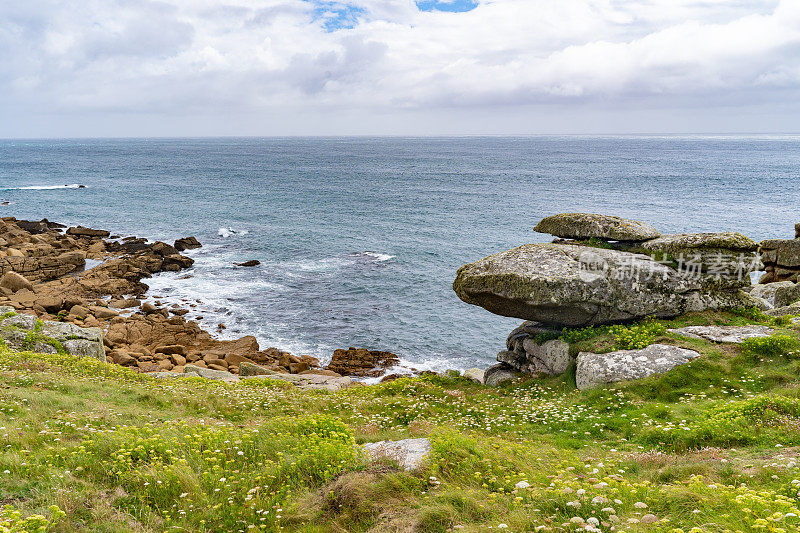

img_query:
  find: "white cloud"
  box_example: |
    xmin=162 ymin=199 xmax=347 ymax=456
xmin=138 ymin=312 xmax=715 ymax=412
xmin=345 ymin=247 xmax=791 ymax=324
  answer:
xmin=0 ymin=0 xmax=798 ymax=135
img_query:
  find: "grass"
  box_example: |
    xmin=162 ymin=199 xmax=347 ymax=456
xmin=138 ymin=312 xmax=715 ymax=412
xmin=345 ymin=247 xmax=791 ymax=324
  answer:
xmin=1 ymin=310 xmax=800 ymax=531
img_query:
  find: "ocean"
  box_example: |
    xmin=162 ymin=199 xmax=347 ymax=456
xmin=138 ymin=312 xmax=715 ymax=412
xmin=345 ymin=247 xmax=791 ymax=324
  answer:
xmin=1 ymin=136 xmax=799 ymax=372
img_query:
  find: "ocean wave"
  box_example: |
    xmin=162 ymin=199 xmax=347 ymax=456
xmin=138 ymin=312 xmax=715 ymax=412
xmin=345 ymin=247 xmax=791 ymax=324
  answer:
xmin=351 ymin=251 xmax=395 ymax=262
xmin=218 ymin=227 xmax=249 ymax=238
xmin=2 ymin=184 xmax=85 ymax=190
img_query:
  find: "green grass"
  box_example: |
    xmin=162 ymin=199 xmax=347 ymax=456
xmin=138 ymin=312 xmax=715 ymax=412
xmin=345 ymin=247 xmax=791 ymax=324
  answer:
xmin=2 ymin=311 xmax=800 ymax=531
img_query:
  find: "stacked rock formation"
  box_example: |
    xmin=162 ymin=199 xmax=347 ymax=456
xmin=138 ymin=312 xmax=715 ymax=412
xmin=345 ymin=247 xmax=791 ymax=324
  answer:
xmin=759 ymin=224 xmax=800 ymax=283
xmin=454 ymin=213 xmax=762 ymax=385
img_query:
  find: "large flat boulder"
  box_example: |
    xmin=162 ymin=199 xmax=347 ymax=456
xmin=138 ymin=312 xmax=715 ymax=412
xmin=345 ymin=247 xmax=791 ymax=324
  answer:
xmin=453 ymin=243 xmax=752 ymax=327
xmin=632 ymin=232 xmax=759 ymax=285
xmin=0 ymin=306 xmax=104 ymax=360
xmin=668 ymin=325 xmax=774 ymax=344
xmin=575 ymin=344 xmax=701 ymax=390
xmin=534 ymin=213 xmax=660 ymax=242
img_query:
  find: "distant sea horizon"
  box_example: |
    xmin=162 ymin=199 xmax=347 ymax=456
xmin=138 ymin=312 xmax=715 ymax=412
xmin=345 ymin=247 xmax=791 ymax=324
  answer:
xmin=1 ymin=135 xmax=798 ymax=372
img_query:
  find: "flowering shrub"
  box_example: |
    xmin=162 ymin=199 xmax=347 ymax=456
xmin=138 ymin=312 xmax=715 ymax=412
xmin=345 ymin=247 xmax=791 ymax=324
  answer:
xmin=741 ymin=335 xmax=800 ymax=363
xmin=0 ymin=505 xmax=63 ymax=533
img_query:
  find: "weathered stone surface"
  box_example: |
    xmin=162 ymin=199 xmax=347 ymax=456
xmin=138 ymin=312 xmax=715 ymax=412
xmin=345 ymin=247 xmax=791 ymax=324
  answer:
xmin=66 ymin=226 xmax=110 ymax=238
xmin=499 ymin=338 xmax=570 ymax=375
xmin=0 ymin=251 xmax=85 ymax=282
xmin=631 ymin=232 xmax=759 ymax=285
xmin=363 ymin=438 xmax=430 ymax=471
xmin=462 ymin=368 xmax=485 ymax=384
xmin=0 ymin=272 xmax=34 ymax=293
xmin=174 ymin=236 xmax=201 ymax=251
xmin=506 ymin=321 xmax=559 ymax=351
xmin=183 ymin=364 xmax=240 ymax=382
xmin=575 ymin=344 xmax=701 ymax=390
xmin=324 ymin=347 xmax=399 ymax=377
xmin=483 ymin=363 xmax=520 ymax=387
xmin=766 ymin=302 xmax=800 ymax=317
xmin=454 ymin=243 xmax=753 ymax=327
xmin=534 ymin=213 xmax=660 ymax=241
xmin=668 ymin=325 xmax=774 ymax=343
xmin=749 ymin=281 xmax=800 ymax=308
xmin=761 ymin=239 xmax=800 ymax=267
xmin=0 ymin=306 xmax=104 ymax=360
xmin=240 ymin=362 xmax=353 ymax=391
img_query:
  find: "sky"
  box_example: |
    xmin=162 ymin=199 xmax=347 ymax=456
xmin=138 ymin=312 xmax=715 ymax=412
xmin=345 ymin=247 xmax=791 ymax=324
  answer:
xmin=1 ymin=0 xmax=799 ymax=137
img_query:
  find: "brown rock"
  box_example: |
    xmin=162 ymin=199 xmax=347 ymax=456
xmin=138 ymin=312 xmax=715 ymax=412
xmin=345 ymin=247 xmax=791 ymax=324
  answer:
xmin=154 ymin=344 xmax=187 ymax=356
xmin=69 ymin=305 xmax=89 ymax=318
xmin=0 ymin=271 xmax=34 ymax=293
xmin=89 ymin=305 xmax=118 ymax=319
xmin=151 ymin=241 xmax=178 ymax=256
xmin=109 ymin=298 xmax=141 ymax=309
xmin=289 ymin=362 xmax=311 ymax=374
xmin=141 ymin=302 xmax=158 ymax=314
xmin=157 ymin=360 xmax=174 ymax=371
xmin=225 ymin=353 xmax=255 ymax=367
xmin=66 ymin=226 xmax=110 ymax=238
xmin=235 ymin=260 xmax=260 ymax=267
xmin=169 ymin=353 xmax=187 ymax=366
xmin=207 ymin=364 xmax=228 ymax=372
xmin=111 ymin=350 xmax=136 ymax=366
xmin=37 ymin=294 xmax=64 ymax=313
xmin=174 ymin=236 xmax=201 ymax=251
xmin=136 ymin=361 xmax=160 ymax=372
xmin=325 ymin=347 xmax=400 ymax=377
xmin=300 ymin=369 xmax=342 ymax=377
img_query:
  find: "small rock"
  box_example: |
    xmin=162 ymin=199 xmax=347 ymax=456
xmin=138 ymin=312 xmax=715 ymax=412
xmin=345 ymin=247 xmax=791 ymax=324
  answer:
xmin=66 ymin=226 xmax=110 ymax=238
xmin=155 ymin=344 xmax=187 ymax=356
xmin=174 ymin=236 xmax=202 ymax=251
xmin=483 ymin=363 xmax=520 ymax=387
xmin=462 ymin=368 xmax=485 ymax=384
xmin=235 ymin=260 xmax=260 ymax=267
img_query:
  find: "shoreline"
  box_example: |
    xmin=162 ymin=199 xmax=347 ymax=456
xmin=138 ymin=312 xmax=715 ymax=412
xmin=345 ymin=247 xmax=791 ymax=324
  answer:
xmin=0 ymin=216 xmax=405 ymax=382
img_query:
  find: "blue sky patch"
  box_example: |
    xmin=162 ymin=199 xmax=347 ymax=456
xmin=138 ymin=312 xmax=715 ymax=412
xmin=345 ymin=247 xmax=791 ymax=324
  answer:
xmin=307 ymin=1 xmax=365 ymax=32
xmin=416 ymin=0 xmax=479 ymax=13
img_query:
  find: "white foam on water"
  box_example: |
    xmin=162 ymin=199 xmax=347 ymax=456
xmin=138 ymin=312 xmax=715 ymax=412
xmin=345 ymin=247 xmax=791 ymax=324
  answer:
xmin=354 ymin=251 xmax=395 ymax=262
xmin=218 ymin=227 xmax=249 ymax=238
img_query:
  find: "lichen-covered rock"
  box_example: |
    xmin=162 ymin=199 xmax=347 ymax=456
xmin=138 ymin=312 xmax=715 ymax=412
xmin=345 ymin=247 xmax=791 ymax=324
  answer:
xmin=668 ymin=325 xmax=774 ymax=344
xmin=534 ymin=213 xmax=660 ymax=241
xmin=629 ymin=232 xmax=759 ymax=287
xmin=454 ymin=243 xmax=754 ymax=327
xmin=575 ymin=344 xmax=701 ymax=390
xmin=0 ymin=306 xmax=104 ymax=360
xmin=483 ymin=363 xmax=521 ymax=387
xmin=462 ymin=368 xmax=485 ymax=384
xmin=363 ymin=438 xmax=430 ymax=471
xmin=498 ymin=338 xmax=570 ymax=375
xmin=749 ymin=281 xmax=800 ymax=308
xmin=183 ymin=364 xmax=240 ymax=382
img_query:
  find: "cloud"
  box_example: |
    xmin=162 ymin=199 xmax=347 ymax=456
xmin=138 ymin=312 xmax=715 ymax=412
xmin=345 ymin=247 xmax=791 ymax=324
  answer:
xmin=0 ymin=0 xmax=798 ymax=134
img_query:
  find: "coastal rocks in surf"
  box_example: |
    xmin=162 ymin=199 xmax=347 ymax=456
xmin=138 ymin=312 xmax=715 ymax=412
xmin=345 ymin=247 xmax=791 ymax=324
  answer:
xmin=575 ymin=344 xmax=701 ymax=390
xmin=453 ymin=243 xmax=754 ymax=328
xmin=534 ymin=213 xmax=660 ymax=242
xmin=324 ymin=347 xmax=400 ymax=377
xmin=66 ymin=226 xmax=111 ymax=238
xmin=174 ymin=236 xmax=202 ymax=251
xmin=0 ymin=306 xmax=105 ymax=360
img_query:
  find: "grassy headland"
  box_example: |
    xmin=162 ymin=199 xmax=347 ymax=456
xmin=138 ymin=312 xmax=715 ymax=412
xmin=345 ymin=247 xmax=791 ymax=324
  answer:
xmin=2 ymin=310 xmax=800 ymax=532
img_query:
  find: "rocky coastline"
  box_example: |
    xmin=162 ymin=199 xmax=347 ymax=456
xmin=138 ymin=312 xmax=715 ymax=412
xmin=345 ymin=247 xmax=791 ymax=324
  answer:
xmin=0 ymin=216 xmax=402 ymax=388
xmin=454 ymin=212 xmax=800 ymax=389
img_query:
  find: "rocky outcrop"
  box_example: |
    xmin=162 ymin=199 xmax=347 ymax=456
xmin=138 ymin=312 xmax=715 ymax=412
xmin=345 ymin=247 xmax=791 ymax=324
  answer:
xmin=749 ymin=281 xmax=800 ymax=308
xmin=575 ymin=344 xmax=701 ymax=390
xmin=668 ymin=325 xmax=774 ymax=344
xmin=0 ymin=306 xmax=104 ymax=360
xmin=324 ymin=347 xmax=400 ymax=377
xmin=240 ymin=362 xmax=353 ymax=391
xmin=174 ymin=236 xmax=201 ymax=251
xmin=630 ymin=232 xmax=759 ymax=287
xmin=759 ymin=230 xmax=800 ymax=283
xmin=66 ymin=226 xmax=110 ymax=238
xmin=535 ymin=213 xmax=660 ymax=241
xmin=498 ymin=337 xmax=569 ymax=375
xmin=483 ymin=363 xmax=521 ymax=386
xmin=454 ymin=243 xmax=753 ymax=327
xmin=363 ymin=438 xmax=430 ymax=471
